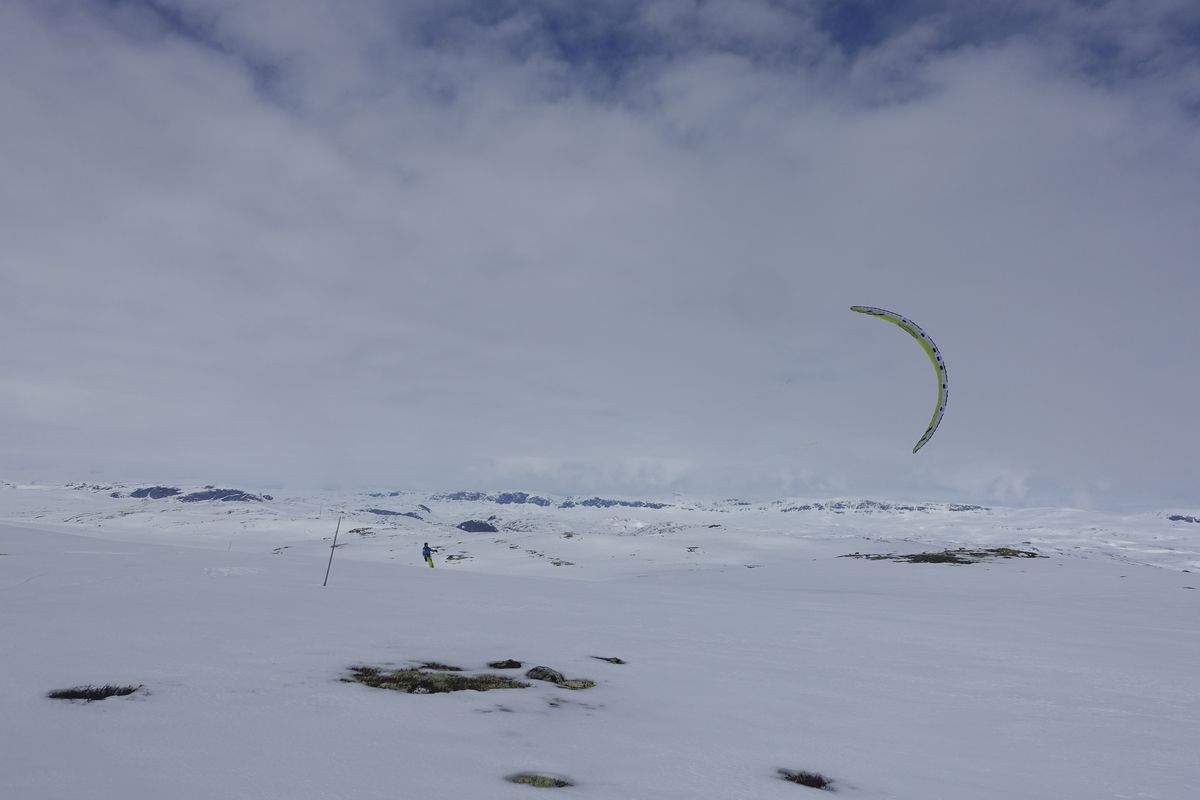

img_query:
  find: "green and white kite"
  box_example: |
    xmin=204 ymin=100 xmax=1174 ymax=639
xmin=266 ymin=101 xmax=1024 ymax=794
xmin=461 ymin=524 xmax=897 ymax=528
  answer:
xmin=850 ymin=305 xmax=948 ymax=453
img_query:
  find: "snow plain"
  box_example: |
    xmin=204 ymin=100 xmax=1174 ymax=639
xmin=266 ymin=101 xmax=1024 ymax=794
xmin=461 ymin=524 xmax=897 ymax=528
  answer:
xmin=1 ymin=482 xmax=1197 ymax=800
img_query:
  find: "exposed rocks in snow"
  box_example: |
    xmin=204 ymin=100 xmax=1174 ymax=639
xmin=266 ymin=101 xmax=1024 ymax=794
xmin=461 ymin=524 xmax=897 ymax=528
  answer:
xmin=434 ymin=491 xmax=488 ymax=502
xmin=458 ymin=520 xmax=499 ymax=533
xmin=560 ymin=497 xmax=671 ymax=509
xmin=1167 ymin=514 xmax=1199 ymax=523
xmin=112 ymin=485 xmax=272 ymax=502
xmin=433 ymin=490 xmax=552 ymax=506
xmin=179 ymin=488 xmax=266 ymax=503
xmin=525 ymin=666 xmax=565 ymax=683
xmin=525 ymin=666 xmax=595 ymax=690
xmin=778 ymin=769 xmax=834 ymax=790
xmin=130 ymin=486 xmax=182 ymax=499
xmin=364 ymin=508 xmax=422 ymax=519
xmin=781 ymin=499 xmax=987 ymax=513
xmin=494 ymin=492 xmax=552 ymax=506
xmin=343 ymin=665 xmax=528 ymax=694
xmin=506 ymin=773 xmax=573 ymax=788
xmin=344 ymin=660 xmax=595 ymax=695
xmin=47 ymin=684 xmax=143 ymax=702
xmin=840 ymin=547 xmax=1043 ymax=564
xmin=488 ymin=660 xmax=522 ymax=669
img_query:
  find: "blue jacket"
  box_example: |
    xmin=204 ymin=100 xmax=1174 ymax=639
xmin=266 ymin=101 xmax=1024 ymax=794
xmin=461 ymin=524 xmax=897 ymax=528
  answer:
xmin=422 ymin=545 xmax=433 ymax=558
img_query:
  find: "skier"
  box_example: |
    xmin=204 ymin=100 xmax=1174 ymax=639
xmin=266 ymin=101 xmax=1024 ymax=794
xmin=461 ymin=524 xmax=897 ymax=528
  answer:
xmin=422 ymin=542 xmax=437 ymax=568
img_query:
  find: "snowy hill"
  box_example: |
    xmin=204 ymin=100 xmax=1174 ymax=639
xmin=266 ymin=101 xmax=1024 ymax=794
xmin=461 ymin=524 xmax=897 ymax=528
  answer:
xmin=3 ymin=481 xmax=1197 ymax=573
xmin=1 ymin=481 xmax=1197 ymax=799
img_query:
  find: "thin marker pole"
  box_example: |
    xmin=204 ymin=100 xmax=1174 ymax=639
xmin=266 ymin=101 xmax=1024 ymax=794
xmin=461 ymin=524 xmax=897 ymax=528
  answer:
xmin=323 ymin=515 xmax=343 ymax=587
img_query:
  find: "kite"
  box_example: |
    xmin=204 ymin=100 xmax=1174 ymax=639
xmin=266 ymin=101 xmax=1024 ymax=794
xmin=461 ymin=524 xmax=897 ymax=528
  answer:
xmin=850 ymin=305 xmax=948 ymax=453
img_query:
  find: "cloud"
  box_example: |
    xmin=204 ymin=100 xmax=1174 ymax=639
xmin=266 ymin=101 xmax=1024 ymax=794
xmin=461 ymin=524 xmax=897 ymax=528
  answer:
xmin=2 ymin=0 xmax=1198 ymax=507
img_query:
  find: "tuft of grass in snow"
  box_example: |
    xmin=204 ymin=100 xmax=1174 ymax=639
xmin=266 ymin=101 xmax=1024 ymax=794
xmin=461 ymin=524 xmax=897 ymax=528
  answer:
xmin=840 ymin=547 xmax=1043 ymax=564
xmin=778 ymin=768 xmax=834 ymax=790
xmin=343 ymin=665 xmax=528 ymax=694
xmin=506 ymin=772 xmax=574 ymax=787
xmin=590 ymin=656 xmax=626 ymax=664
xmin=48 ymin=684 xmax=142 ymax=702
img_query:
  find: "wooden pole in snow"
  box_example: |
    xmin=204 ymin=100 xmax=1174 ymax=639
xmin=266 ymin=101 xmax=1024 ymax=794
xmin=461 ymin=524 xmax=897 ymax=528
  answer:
xmin=322 ymin=515 xmax=343 ymax=587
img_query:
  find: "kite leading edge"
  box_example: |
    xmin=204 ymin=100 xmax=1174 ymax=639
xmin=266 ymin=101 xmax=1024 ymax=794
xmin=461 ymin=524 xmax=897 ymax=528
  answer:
xmin=850 ymin=305 xmax=948 ymax=453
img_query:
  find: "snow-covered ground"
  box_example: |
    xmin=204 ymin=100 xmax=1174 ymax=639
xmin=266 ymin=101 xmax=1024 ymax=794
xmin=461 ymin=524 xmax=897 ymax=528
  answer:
xmin=2 ymin=482 xmax=1197 ymax=799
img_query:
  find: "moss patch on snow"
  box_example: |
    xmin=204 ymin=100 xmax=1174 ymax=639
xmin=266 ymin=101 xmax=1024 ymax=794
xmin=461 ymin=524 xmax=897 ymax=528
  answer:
xmin=344 ymin=665 xmax=528 ymax=694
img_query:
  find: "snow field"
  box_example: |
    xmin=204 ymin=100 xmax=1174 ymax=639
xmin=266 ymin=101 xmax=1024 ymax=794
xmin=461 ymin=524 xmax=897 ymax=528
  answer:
xmin=1 ymin=485 xmax=1198 ymax=799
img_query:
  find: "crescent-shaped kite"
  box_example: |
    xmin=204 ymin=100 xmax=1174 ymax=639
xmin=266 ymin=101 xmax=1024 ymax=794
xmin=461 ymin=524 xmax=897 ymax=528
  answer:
xmin=850 ymin=306 xmax=948 ymax=453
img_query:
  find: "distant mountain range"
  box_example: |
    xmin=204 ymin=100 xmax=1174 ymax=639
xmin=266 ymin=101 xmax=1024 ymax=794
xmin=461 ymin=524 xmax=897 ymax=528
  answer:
xmin=84 ymin=483 xmax=1005 ymax=516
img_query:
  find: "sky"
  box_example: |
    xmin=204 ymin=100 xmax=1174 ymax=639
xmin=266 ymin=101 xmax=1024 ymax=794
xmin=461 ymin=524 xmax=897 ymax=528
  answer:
xmin=2 ymin=0 xmax=1199 ymax=509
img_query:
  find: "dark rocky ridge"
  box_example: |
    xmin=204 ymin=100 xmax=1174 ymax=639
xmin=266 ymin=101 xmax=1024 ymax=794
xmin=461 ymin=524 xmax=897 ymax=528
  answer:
xmin=179 ymin=488 xmax=268 ymax=503
xmin=365 ymin=508 xmax=423 ymax=520
xmin=434 ymin=491 xmax=552 ymax=506
xmin=433 ymin=491 xmax=669 ymax=509
xmin=560 ymin=497 xmax=671 ymax=510
xmin=130 ymin=486 xmax=182 ymax=499
xmin=120 ymin=486 xmax=270 ymax=502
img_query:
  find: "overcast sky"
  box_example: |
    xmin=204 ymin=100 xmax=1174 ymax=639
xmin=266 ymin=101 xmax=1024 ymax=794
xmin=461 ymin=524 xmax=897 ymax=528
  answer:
xmin=2 ymin=0 xmax=1198 ymax=508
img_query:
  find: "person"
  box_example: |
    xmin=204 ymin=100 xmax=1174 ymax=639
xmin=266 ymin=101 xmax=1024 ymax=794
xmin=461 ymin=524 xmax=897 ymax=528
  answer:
xmin=422 ymin=542 xmax=437 ymax=568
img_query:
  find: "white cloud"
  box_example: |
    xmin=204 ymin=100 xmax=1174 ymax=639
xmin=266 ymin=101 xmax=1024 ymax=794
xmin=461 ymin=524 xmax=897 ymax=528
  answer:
xmin=2 ymin=0 xmax=1198 ymax=506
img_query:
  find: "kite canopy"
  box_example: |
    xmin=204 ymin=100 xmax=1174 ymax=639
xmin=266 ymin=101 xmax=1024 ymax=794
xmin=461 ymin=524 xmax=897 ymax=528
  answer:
xmin=850 ymin=305 xmax=948 ymax=453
